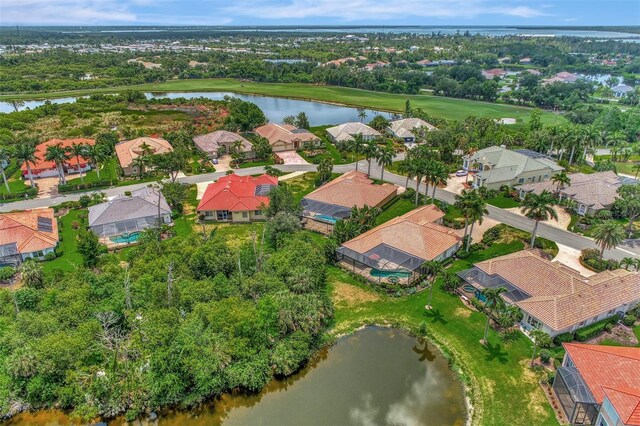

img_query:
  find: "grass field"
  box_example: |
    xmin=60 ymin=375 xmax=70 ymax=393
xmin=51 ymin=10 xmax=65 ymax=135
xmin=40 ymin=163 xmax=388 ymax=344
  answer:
xmin=0 ymin=167 xmax=31 ymax=195
xmin=376 ymin=197 xmax=417 ymax=225
xmin=0 ymin=78 xmax=563 ymax=125
xmin=43 ymin=209 xmax=84 ymax=273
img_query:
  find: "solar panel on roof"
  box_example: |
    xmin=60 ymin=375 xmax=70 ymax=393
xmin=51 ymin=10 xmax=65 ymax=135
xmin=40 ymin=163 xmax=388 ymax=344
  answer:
xmin=254 ymin=184 xmax=276 ymax=196
xmin=37 ymin=216 xmax=53 ymax=232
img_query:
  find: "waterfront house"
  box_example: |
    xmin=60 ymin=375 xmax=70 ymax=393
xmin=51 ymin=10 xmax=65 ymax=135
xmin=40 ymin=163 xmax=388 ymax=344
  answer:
xmin=115 ymin=137 xmax=173 ymax=176
xmin=0 ymin=208 xmax=58 ymax=266
xmin=388 ymin=118 xmax=436 ymax=143
xmin=197 ymin=174 xmax=277 ymax=222
xmin=337 ymin=205 xmax=461 ymax=285
xmin=254 ymin=123 xmax=321 ymax=152
xmin=482 ymin=68 xmax=507 ymax=79
xmin=462 ymin=146 xmax=563 ymax=190
xmin=553 ymin=343 xmax=640 ymax=425
xmin=612 ymin=84 xmax=634 ymax=98
xmin=326 ymin=122 xmax=381 ymax=143
xmin=88 ymin=187 xmax=172 ymax=242
xmin=458 ymin=249 xmax=640 ymax=338
xmin=193 ymin=130 xmax=254 ymax=159
xmin=21 ymin=138 xmax=95 ymax=179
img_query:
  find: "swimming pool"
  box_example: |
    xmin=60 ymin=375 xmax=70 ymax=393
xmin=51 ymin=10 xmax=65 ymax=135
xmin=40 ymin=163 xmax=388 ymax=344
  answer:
xmin=109 ymin=232 xmax=141 ymax=244
xmin=314 ymin=214 xmax=338 ymax=224
xmin=370 ymin=269 xmax=412 ymax=278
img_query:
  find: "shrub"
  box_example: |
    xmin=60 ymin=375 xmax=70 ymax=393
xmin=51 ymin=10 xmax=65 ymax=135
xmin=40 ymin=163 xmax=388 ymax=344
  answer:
xmin=469 ymin=243 xmax=484 ymax=252
xmin=554 ymin=332 xmax=574 ymax=346
xmin=580 ymin=248 xmax=619 ymax=272
xmin=0 ymin=266 xmax=16 ymax=281
xmin=596 ymin=210 xmax=612 ymax=220
xmin=575 ymin=314 xmax=620 ymax=341
xmin=43 ymin=252 xmax=57 ymax=261
xmin=539 ymin=349 xmax=551 ymax=364
xmin=547 ymin=372 xmax=556 ymax=385
xmin=58 ymin=179 xmax=117 ymax=193
xmin=623 ymin=315 xmax=636 ymax=327
xmin=456 ymin=250 xmax=470 ymax=259
xmin=604 ymin=323 xmax=613 ymax=332
xmin=482 ymin=226 xmax=501 ymax=245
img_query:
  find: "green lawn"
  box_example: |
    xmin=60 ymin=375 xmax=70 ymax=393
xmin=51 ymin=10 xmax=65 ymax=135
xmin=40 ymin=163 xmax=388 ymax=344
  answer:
xmin=486 ymin=193 xmax=521 ymax=208
xmin=239 ymin=159 xmax=275 ymax=169
xmin=1 ymin=78 xmax=562 ymax=125
xmin=376 ymin=197 xmax=416 ymax=225
xmin=284 ymin=172 xmax=340 ymax=203
xmin=81 ymin=157 xmax=118 ymax=183
xmin=42 ymin=209 xmax=85 ymax=274
xmin=300 ymin=126 xmax=363 ymax=165
xmin=328 ymin=239 xmax=557 ymax=426
xmin=0 ymin=167 xmax=30 ymax=195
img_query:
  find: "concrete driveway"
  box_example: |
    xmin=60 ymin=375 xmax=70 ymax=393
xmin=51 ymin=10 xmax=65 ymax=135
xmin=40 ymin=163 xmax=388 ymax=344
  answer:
xmin=444 ymin=174 xmax=471 ymax=195
xmin=276 ymin=151 xmax=309 ymax=165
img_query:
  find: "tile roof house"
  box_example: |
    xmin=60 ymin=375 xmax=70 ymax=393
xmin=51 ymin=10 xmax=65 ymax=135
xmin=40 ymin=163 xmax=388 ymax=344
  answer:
xmin=482 ymin=68 xmax=507 ymax=79
xmin=193 ymin=131 xmax=254 ymax=159
xmin=301 ymin=171 xmax=398 ymax=231
xmin=0 ymin=208 xmax=58 ymax=266
xmin=462 ymin=145 xmax=563 ymax=190
xmin=197 ymin=174 xmax=277 ymax=222
xmin=553 ymin=343 xmax=640 ymax=425
xmin=458 ymin=249 xmax=640 ymax=337
xmin=254 ymin=123 xmax=321 ymax=152
xmin=612 ymin=84 xmax=635 ymax=98
xmin=115 ymin=137 xmax=173 ymax=176
xmin=543 ymin=72 xmax=579 ymax=85
xmin=21 ymin=138 xmax=95 ymax=179
xmin=389 ymin=118 xmax=436 ymax=143
xmin=519 ymin=171 xmax=622 ymax=216
xmin=337 ymin=205 xmax=461 ymax=285
xmin=88 ymin=187 xmax=172 ymax=240
xmin=326 ymin=122 xmax=381 ymax=143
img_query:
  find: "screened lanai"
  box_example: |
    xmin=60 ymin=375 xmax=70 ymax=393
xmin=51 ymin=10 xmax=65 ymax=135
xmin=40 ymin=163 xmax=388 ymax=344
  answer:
xmin=91 ymin=216 xmax=160 ymax=238
xmin=457 ymin=267 xmax=532 ymax=303
xmin=337 ymin=243 xmax=426 ymax=285
xmin=300 ymin=198 xmax=352 ymax=223
xmin=553 ymin=366 xmax=599 ymax=425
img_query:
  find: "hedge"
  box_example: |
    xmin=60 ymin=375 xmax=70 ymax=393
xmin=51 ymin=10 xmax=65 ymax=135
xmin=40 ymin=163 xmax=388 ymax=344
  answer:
xmin=58 ymin=179 xmax=117 ymax=193
xmin=0 ymin=186 xmax=38 ymax=201
xmin=575 ymin=314 xmax=621 ymax=341
xmin=553 ymin=332 xmax=574 ymax=345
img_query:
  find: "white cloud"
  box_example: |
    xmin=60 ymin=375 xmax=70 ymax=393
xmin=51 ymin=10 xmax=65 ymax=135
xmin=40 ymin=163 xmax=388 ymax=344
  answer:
xmin=0 ymin=0 xmax=137 ymax=24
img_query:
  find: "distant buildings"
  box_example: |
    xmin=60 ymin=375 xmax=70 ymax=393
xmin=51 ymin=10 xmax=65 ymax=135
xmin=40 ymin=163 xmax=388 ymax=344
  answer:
xmin=127 ymin=58 xmax=162 ymax=69
xmin=0 ymin=208 xmax=58 ymax=266
xmin=21 ymin=138 xmax=95 ymax=179
xmin=519 ymin=57 xmax=532 ymax=65
xmin=254 ymin=123 xmax=321 ymax=152
xmin=542 ymin=72 xmax=579 ymax=85
xmin=482 ymin=68 xmax=507 ymax=79
xmin=463 ymin=146 xmax=563 ymax=190
xmin=197 ymin=174 xmax=277 ymax=222
xmin=326 ymin=122 xmax=381 ymax=143
xmin=612 ymin=84 xmax=634 ymax=98
xmin=115 ymin=137 xmax=173 ymax=176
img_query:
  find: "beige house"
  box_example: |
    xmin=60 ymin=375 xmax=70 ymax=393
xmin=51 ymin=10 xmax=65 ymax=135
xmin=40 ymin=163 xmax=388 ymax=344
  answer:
xmin=326 ymin=122 xmax=381 ymax=143
xmin=458 ymin=250 xmax=640 ymax=338
xmin=193 ymin=130 xmax=254 ymax=159
xmin=115 ymin=137 xmax=173 ymax=176
xmin=389 ymin=118 xmax=436 ymax=143
xmin=463 ymin=146 xmax=563 ymax=190
xmin=254 ymin=123 xmax=321 ymax=152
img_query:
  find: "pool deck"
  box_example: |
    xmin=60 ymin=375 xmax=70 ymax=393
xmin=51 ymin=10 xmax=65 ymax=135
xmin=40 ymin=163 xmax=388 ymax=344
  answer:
xmin=338 ymin=260 xmax=418 ymax=287
xmin=302 ymin=217 xmax=334 ymax=235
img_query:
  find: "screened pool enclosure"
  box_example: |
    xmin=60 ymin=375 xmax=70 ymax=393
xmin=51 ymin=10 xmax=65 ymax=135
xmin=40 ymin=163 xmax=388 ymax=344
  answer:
xmin=337 ymin=243 xmax=426 ymax=285
xmin=553 ymin=366 xmax=599 ymax=424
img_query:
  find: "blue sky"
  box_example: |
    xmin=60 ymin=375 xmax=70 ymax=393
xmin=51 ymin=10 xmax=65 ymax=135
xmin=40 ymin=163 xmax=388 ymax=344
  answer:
xmin=1 ymin=0 xmax=639 ymax=26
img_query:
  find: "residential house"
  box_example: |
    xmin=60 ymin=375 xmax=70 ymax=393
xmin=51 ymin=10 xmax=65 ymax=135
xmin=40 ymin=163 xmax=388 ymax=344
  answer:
xmin=416 ymin=59 xmax=432 ymax=66
xmin=553 ymin=343 xmax=640 ymax=425
xmin=326 ymin=122 xmax=381 ymax=143
xmin=363 ymin=61 xmax=388 ymax=71
xmin=115 ymin=137 xmax=173 ymax=176
xmin=522 ymin=69 xmax=542 ymax=76
xmin=88 ymin=187 xmax=172 ymax=242
xmin=193 ymin=130 xmax=254 ymax=159
xmin=337 ymin=205 xmax=461 ymax=285
xmin=254 ymin=123 xmax=321 ymax=152
xmin=462 ymin=146 xmax=563 ymax=190
xmin=612 ymin=84 xmax=634 ymax=98
xmin=0 ymin=208 xmax=58 ymax=266
xmin=519 ymin=171 xmax=622 ymax=216
xmin=21 ymin=138 xmax=95 ymax=179
xmin=519 ymin=57 xmax=532 ymax=65
xmin=497 ymin=57 xmax=512 ymax=64
xmin=301 ymin=171 xmax=398 ymax=232
xmin=197 ymin=174 xmax=277 ymax=222
xmin=482 ymin=68 xmax=507 ymax=79
xmin=458 ymin=249 xmax=640 ymax=338
xmin=543 ymin=72 xmax=579 ymax=85
xmin=389 ymin=118 xmax=436 ymax=143
xmin=188 ymin=60 xmax=208 ymax=68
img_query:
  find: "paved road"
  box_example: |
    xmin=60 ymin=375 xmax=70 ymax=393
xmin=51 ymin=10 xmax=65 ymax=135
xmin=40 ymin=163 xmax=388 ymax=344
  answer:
xmin=2 ymin=159 xmax=638 ymax=261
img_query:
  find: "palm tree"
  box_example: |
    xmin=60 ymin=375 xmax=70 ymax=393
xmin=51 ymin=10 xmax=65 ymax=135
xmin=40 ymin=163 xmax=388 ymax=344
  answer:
xmin=44 ymin=143 xmax=70 ymax=185
xmin=15 ymin=143 xmax=39 ymax=188
xmin=551 ymin=171 xmax=570 ymax=196
xmin=133 ymin=156 xmax=147 ymax=178
xmin=454 ymin=189 xmax=475 ymax=242
xmin=350 ymin=134 xmax=365 ymax=172
xmin=633 ymin=163 xmax=640 ymax=180
xmin=520 ymin=190 xmax=558 ymax=248
xmin=84 ymin=143 xmax=109 ymax=180
xmin=429 ymin=161 xmax=448 ymax=204
xmin=0 ymin=146 xmax=13 ymax=193
xmin=422 ymin=260 xmax=443 ymax=310
xmin=621 ymin=257 xmax=635 ymax=270
xmin=592 ymin=220 xmax=626 ymax=260
xmin=357 ymin=108 xmax=367 ymax=123
xmin=481 ymin=286 xmax=507 ymax=344
xmin=376 ymin=145 xmax=394 ymax=182
xmin=66 ymin=143 xmax=88 ymax=183
xmin=466 ymin=192 xmax=488 ymax=251
xmin=363 ymin=139 xmax=378 ymax=177
xmin=529 ymin=329 xmax=551 ymax=367
xmin=408 ymin=158 xmax=424 ymax=205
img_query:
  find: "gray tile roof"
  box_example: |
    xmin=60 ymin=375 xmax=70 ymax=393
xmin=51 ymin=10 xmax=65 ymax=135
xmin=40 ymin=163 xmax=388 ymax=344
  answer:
xmin=193 ymin=131 xmax=252 ymax=155
xmin=88 ymin=187 xmax=171 ymax=227
xmin=469 ymin=146 xmax=563 ymax=184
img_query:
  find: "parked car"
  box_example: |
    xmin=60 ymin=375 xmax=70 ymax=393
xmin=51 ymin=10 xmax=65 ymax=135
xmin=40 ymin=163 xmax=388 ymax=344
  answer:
xmin=212 ymin=158 xmax=219 ymax=165
xmin=455 ymin=170 xmax=468 ymax=177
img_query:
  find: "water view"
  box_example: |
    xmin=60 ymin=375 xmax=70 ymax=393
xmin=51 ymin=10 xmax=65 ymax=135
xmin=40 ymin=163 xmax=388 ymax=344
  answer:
xmin=8 ymin=327 xmax=467 ymax=425
xmin=0 ymin=92 xmax=393 ymax=125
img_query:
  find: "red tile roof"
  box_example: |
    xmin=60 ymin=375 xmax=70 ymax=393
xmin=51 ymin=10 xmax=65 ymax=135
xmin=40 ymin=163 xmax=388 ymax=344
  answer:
xmin=563 ymin=343 xmax=640 ymax=416
xmin=0 ymin=209 xmax=59 ymax=254
xmin=21 ymin=138 xmax=95 ymax=173
xmin=197 ymin=174 xmax=278 ymax=212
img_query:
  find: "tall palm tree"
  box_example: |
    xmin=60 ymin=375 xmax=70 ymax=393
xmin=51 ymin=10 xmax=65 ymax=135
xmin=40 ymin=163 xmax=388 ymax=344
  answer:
xmin=376 ymin=145 xmax=394 ymax=182
xmin=409 ymin=158 xmax=424 ymax=205
xmin=363 ymin=139 xmax=378 ymax=177
xmin=422 ymin=260 xmax=443 ymax=310
xmin=529 ymin=329 xmax=550 ymax=367
xmin=350 ymin=134 xmax=365 ymax=172
xmin=551 ymin=171 xmax=571 ymax=196
xmin=592 ymin=220 xmax=626 ymax=260
xmin=632 ymin=163 xmax=640 ymax=180
xmin=481 ymin=286 xmax=507 ymax=344
xmin=44 ymin=143 xmax=70 ymax=185
xmin=66 ymin=143 xmax=88 ymax=183
xmin=357 ymin=108 xmax=367 ymax=123
xmin=466 ymin=192 xmax=488 ymax=251
xmin=520 ymin=190 xmax=558 ymax=248
xmin=84 ymin=143 xmax=109 ymax=180
xmin=0 ymin=146 xmax=13 ymax=193
xmin=429 ymin=161 xmax=448 ymax=204
xmin=454 ymin=189 xmax=476 ymax=242
xmin=15 ymin=143 xmax=39 ymax=188
xmin=133 ymin=156 xmax=147 ymax=178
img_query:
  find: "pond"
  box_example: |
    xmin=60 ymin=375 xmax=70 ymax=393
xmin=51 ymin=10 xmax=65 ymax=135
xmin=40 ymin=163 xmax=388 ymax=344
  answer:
xmin=0 ymin=92 xmax=394 ymax=126
xmin=8 ymin=327 xmax=467 ymax=425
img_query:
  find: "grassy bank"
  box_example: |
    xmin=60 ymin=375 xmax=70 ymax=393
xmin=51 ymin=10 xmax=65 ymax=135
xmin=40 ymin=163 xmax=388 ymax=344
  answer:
xmin=0 ymin=79 xmax=562 ymax=125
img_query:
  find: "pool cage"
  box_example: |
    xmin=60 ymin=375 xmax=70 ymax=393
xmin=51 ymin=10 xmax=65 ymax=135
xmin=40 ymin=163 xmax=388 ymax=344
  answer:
xmin=91 ymin=216 xmax=160 ymax=238
xmin=553 ymin=366 xmax=599 ymax=425
xmin=300 ymin=198 xmax=352 ymax=223
xmin=337 ymin=243 xmax=426 ymax=286
xmin=457 ymin=268 xmax=532 ymax=303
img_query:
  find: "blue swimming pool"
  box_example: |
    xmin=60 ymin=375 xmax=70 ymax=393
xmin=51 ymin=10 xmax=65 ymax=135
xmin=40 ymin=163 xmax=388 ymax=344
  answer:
xmin=370 ymin=269 xmax=412 ymax=279
xmin=109 ymin=232 xmax=141 ymax=244
xmin=314 ymin=214 xmax=338 ymax=224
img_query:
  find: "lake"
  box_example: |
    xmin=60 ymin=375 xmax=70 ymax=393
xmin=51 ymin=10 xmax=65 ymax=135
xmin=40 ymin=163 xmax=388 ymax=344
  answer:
xmin=0 ymin=92 xmax=394 ymax=126
xmin=8 ymin=327 xmax=467 ymax=425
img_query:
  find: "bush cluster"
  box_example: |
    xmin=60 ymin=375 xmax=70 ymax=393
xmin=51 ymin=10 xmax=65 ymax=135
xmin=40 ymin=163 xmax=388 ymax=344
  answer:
xmin=58 ymin=179 xmax=118 ymax=193
xmin=574 ymin=314 xmax=621 ymax=341
xmin=580 ymin=248 xmax=619 ymax=272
